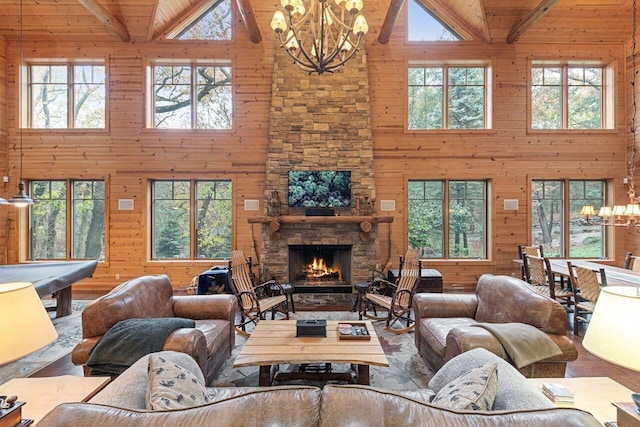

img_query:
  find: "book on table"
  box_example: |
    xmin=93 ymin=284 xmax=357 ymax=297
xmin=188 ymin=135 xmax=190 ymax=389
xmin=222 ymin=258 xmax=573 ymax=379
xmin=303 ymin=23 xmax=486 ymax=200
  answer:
xmin=542 ymin=382 xmax=575 ymax=404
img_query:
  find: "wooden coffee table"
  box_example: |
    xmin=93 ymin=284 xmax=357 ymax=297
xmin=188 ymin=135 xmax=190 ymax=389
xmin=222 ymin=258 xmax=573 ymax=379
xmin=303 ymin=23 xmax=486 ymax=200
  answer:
xmin=0 ymin=375 xmax=110 ymax=425
xmin=233 ymin=320 xmax=389 ymax=386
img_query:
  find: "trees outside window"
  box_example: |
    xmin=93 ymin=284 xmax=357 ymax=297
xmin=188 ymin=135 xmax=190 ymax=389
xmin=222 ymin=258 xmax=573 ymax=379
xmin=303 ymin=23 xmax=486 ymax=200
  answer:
xmin=531 ymin=65 xmax=611 ymax=129
xmin=152 ymin=63 xmax=232 ymax=129
xmin=29 ymin=63 xmax=105 ymax=129
xmin=408 ymin=65 xmax=487 ymax=130
xmin=409 ymin=180 xmax=487 ymax=259
xmin=531 ymin=179 xmax=605 ymax=258
xmin=31 ymin=180 xmax=105 ymax=260
xmin=152 ymin=180 xmax=232 ymax=260
xmin=174 ymin=0 xmax=231 ymax=40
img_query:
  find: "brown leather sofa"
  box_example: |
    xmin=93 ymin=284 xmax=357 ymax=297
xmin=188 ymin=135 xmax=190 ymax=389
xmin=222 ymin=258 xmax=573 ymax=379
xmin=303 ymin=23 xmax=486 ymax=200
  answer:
xmin=39 ymin=350 xmax=600 ymax=427
xmin=413 ymin=274 xmax=578 ymax=378
xmin=71 ymin=274 xmax=237 ymax=385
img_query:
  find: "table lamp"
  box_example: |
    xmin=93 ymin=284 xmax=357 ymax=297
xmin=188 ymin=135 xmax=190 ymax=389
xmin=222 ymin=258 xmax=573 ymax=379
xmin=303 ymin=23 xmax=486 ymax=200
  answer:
xmin=0 ymin=282 xmax=58 ymax=425
xmin=0 ymin=282 xmax=58 ymax=365
xmin=582 ymin=286 xmax=640 ymax=418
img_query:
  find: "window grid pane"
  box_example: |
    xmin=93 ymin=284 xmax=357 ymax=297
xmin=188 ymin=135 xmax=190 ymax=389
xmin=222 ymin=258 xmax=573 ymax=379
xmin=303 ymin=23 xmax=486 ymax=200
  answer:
xmin=73 ymin=65 xmax=106 ymax=128
xmin=196 ymin=180 xmax=232 ymax=258
xmin=30 ymin=180 xmax=68 ymax=259
xmin=568 ymin=180 xmax=605 ymax=258
xmin=72 ymin=180 xmax=105 ymax=259
xmin=448 ymin=181 xmax=486 ymax=258
xmin=532 ymin=180 xmax=564 ymax=257
xmin=30 ymin=65 xmax=68 ymax=128
xmin=408 ymin=180 xmax=444 ymax=258
xmin=152 ymin=181 xmax=191 ymax=259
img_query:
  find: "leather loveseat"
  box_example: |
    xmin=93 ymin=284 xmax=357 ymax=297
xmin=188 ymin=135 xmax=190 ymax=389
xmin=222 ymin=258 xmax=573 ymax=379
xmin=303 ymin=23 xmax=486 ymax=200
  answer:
xmin=413 ymin=274 xmax=578 ymax=378
xmin=39 ymin=350 xmax=600 ymax=426
xmin=71 ymin=274 xmax=237 ymax=385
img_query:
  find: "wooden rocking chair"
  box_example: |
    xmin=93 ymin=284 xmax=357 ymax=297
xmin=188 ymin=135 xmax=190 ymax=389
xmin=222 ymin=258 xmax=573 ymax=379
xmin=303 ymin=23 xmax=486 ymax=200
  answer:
xmin=360 ymin=247 xmax=420 ymax=334
xmin=230 ymin=250 xmax=289 ymax=337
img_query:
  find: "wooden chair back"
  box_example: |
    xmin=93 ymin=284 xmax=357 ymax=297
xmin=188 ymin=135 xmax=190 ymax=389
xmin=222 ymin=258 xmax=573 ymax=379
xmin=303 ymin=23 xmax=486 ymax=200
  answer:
xmin=231 ymin=250 xmax=256 ymax=310
xmin=623 ymin=252 xmax=640 ymax=272
xmin=518 ymin=245 xmax=544 ymax=259
xmin=523 ymin=254 xmax=553 ymax=287
xmin=568 ymin=262 xmax=606 ymax=304
xmin=395 ymin=247 xmax=420 ymax=307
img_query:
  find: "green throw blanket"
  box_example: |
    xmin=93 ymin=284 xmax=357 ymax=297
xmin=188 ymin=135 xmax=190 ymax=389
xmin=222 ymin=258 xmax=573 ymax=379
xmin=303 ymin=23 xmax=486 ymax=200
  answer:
xmin=471 ymin=322 xmax=562 ymax=368
xmin=87 ymin=317 xmax=196 ymax=376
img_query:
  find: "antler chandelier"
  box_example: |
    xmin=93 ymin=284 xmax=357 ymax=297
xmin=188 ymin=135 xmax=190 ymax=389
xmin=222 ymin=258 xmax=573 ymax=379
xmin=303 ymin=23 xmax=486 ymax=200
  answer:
xmin=270 ymin=0 xmax=369 ymax=75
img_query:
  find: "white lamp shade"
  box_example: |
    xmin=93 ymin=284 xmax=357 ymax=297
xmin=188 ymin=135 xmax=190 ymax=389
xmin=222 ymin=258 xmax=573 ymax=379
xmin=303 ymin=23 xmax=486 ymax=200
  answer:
xmin=582 ymin=286 xmax=640 ymax=372
xmin=0 ymin=282 xmax=58 ymax=365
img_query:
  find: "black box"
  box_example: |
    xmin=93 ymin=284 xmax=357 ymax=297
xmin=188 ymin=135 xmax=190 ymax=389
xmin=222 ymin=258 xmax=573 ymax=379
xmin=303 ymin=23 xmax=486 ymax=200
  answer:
xmin=296 ymin=319 xmax=327 ymax=337
xmin=305 ymin=208 xmax=335 ymax=216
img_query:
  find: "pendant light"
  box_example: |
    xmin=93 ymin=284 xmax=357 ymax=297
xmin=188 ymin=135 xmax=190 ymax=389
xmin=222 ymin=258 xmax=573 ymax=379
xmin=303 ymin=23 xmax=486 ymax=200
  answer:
xmin=9 ymin=0 xmax=34 ymax=208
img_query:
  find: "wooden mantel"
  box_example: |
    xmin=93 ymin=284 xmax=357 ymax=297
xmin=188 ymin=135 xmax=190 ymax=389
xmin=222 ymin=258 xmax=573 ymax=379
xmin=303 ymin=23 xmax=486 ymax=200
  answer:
xmin=248 ymin=215 xmax=393 ymax=241
xmin=248 ymin=216 xmax=393 ymax=225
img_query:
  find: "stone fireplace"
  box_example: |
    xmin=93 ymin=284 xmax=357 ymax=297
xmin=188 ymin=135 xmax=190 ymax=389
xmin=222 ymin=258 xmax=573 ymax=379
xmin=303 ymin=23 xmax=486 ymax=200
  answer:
xmin=255 ymin=44 xmax=380 ymax=287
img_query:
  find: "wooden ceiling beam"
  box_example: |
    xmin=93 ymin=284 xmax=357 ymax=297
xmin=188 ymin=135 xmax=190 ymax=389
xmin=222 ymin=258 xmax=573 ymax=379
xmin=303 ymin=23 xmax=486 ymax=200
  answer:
xmin=378 ymin=0 xmax=405 ymax=44
xmin=236 ymin=0 xmax=261 ymax=43
xmin=76 ymin=0 xmax=130 ymax=42
xmin=506 ymin=0 xmax=560 ymax=44
xmin=146 ymin=0 xmax=161 ymax=42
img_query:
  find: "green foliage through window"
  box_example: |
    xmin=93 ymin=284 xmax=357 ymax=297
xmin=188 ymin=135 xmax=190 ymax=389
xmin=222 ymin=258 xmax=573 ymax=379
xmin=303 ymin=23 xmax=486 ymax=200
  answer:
xmin=408 ymin=65 xmax=486 ymax=130
xmin=31 ymin=180 xmax=105 ymax=260
xmin=152 ymin=179 xmax=232 ymax=260
xmin=408 ymin=179 xmax=487 ymax=259
xmin=531 ymin=65 xmax=604 ymax=129
xmin=531 ymin=179 xmax=605 ymax=258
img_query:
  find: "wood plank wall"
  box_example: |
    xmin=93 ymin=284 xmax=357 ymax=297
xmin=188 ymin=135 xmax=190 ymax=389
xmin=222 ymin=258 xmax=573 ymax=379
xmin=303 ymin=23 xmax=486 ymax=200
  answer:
xmin=0 ymin=1 xmax=635 ymax=292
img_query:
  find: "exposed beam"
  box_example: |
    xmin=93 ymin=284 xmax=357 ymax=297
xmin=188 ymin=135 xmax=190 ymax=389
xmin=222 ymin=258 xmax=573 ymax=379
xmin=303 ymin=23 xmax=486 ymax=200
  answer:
xmin=506 ymin=0 xmax=560 ymax=44
xmin=146 ymin=0 xmax=161 ymax=42
xmin=378 ymin=0 xmax=405 ymax=44
xmin=76 ymin=0 xmax=130 ymax=42
xmin=419 ymin=0 xmax=488 ymax=43
xmin=476 ymin=0 xmax=491 ymax=43
xmin=236 ymin=0 xmax=261 ymax=44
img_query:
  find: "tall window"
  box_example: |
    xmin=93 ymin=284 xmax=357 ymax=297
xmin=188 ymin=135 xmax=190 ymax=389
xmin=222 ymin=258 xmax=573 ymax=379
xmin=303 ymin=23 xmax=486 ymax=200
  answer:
xmin=408 ymin=180 xmax=488 ymax=259
xmin=531 ymin=179 xmax=606 ymax=258
xmin=151 ymin=180 xmax=232 ymax=260
xmin=29 ymin=63 xmax=106 ymax=128
xmin=408 ymin=65 xmax=488 ymax=130
xmin=530 ymin=64 xmax=614 ymax=129
xmin=30 ymin=180 xmax=105 ymax=260
xmin=151 ymin=63 xmax=232 ymax=129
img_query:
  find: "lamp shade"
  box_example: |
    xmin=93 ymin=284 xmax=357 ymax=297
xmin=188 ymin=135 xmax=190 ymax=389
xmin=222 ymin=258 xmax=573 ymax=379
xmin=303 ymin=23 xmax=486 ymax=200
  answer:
xmin=582 ymin=286 xmax=640 ymax=372
xmin=0 ymin=282 xmax=58 ymax=365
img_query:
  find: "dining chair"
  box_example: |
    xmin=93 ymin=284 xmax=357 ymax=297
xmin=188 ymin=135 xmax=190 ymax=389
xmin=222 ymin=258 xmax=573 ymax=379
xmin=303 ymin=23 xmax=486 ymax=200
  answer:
xmin=567 ymin=262 xmax=607 ymax=336
xmin=623 ymin=252 xmax=640 ymax=271
xmin=517 ymin=245 xmax=544 ymax=280
xmin=522 ymin=254 xmax=573 ymax=311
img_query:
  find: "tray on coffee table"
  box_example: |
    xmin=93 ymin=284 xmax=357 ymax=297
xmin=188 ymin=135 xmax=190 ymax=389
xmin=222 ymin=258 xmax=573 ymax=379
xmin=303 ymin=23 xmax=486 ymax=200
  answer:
xmin=338 ymin=322 xmax=371 ymax=340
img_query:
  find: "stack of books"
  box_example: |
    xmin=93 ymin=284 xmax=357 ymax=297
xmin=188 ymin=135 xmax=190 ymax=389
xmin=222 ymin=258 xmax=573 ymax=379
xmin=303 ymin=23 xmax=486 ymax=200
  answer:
xmin=542 ymin=382 xmax=575 ymax=406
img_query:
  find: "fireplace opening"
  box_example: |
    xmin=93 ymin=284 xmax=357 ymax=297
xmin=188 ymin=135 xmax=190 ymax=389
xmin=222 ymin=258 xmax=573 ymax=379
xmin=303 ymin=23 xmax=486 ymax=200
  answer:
xmin=289 ymin=245 xmax=352 ymax=290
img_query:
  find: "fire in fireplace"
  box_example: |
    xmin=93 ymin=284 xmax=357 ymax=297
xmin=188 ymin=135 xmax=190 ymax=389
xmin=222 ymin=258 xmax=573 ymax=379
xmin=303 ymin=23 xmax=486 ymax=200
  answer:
xmin=289 ymin=245 xmax=352 ymax=288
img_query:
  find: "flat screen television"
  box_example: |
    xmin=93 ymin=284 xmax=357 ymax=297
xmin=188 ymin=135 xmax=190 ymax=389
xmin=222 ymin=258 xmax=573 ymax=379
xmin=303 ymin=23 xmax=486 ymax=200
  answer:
xmin=288 ymin=170 xmax=351 ymax=208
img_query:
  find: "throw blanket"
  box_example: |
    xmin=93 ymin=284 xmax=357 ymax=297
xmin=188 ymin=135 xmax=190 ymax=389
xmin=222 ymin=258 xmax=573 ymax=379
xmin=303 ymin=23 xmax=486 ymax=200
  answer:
xmin=471 ymin=323 xmax=562 ymax=368
xmin=87 ymin=317 xmax=196 ymax=376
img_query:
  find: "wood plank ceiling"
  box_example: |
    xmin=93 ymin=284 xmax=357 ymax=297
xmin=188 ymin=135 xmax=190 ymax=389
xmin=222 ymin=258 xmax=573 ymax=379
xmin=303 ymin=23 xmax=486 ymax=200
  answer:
xmin=0 ymin=0 xmax=633 ymax=45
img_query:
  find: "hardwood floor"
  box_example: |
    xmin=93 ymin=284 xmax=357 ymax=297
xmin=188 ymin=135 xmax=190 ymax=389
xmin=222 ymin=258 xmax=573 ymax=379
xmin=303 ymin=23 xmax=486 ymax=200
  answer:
xmin=32 ymin=290 xmax=640 ymax=392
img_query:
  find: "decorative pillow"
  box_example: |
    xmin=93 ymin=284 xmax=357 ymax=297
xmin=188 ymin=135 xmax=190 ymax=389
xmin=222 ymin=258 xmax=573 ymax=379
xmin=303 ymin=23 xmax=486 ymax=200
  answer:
xmin=431 ymin=362 xmax=498 ymax=411
xmin=145 ymin=353 xmax=211 ymax=410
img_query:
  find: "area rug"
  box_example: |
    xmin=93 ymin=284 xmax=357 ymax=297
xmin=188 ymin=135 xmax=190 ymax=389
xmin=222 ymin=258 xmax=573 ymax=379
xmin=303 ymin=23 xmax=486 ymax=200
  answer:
xmin=212 ymin=311 xmax=433 ymax=390
xmin=0 ymin=300 xmax=89 ymax=384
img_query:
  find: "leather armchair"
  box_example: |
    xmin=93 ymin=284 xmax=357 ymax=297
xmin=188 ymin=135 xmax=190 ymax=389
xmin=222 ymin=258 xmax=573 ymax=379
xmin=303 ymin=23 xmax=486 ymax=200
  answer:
xmin=413 ymin=274 xmax=578 ymax=378
xmin=71 ymin=274 xmax=237 ymax=385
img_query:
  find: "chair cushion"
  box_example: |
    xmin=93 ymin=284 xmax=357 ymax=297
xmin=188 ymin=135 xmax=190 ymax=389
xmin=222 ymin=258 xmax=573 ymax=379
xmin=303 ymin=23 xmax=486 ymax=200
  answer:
xmin=431 ymin=362 xmax=498 ymax=411
xmin=419 ymin=317 xmax=477 ymax=358
xmin=146 ymin=353 xmax=211 ymax=410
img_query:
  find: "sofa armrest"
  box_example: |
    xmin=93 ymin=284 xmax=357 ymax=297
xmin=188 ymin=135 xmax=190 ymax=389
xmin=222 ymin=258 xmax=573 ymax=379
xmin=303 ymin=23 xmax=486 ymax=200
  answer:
xmin=163 ymin=328 xmax=208 ymax=373
xmin=172 ymin=294 xmax=237 ymax=322
xmin=444 ymin=326 xmax=507 ymax=362
xmin=412 ymin=293 xmax=478 ymax=319
xmin=71 ymin=337 xmax=102 ymax=366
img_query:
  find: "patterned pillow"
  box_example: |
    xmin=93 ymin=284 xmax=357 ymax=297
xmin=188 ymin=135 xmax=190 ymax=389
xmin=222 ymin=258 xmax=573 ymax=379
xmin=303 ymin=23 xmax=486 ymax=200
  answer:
xmin=146 ymin=353 xmax=212 ymax=410
xmin=431 ymin=362 xmax=498 ymax=411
